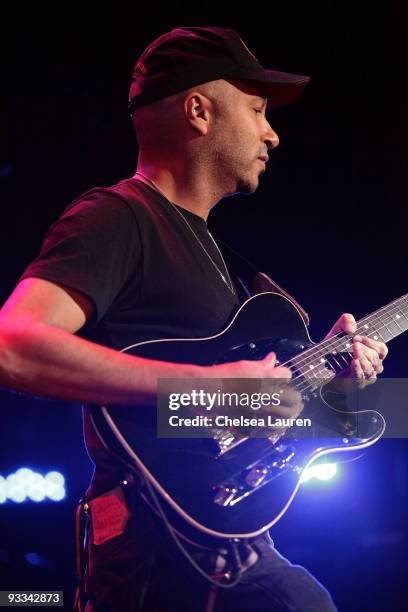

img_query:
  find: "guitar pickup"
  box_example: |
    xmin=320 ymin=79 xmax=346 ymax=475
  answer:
xmin=245 ymin=466 xmax=268 ymax=488
xmin=213 ymin=444 xmax=297 ymax=507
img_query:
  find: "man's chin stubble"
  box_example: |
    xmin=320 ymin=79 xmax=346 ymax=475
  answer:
xmin=236 ymin=176 xmax=259 ymax=195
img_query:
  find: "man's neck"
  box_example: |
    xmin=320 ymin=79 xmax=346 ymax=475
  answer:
xmin=135 ymin=162 xmax=226 ymax=221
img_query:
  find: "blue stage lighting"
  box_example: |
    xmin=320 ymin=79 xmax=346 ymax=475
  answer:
xmin=0 ymin=468 xmax=66 ymax=504
xmin=25 ymin=552 xmax=41 ymax=566
xmin=24 ymin=551 xmax=55 ymax=569
xmin=300 ymin=462 xmax=338 ymax=484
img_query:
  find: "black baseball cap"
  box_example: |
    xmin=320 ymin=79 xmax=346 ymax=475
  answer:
xmin=128 ymin=26 xmax=310 ymax=114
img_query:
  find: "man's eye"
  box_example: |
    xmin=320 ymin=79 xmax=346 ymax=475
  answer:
xmin=254 ymin=109 xmax=263 ymax=115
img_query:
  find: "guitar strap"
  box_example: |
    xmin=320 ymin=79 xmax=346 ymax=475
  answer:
xmin=215 ymin=236 xmax=310 ymax=326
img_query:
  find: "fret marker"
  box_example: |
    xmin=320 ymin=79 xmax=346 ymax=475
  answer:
xmin=332 ymin=350 xmax=337 ymax=354
xmin=320 ymin=358 xmax=326 ymax=363
xmin=345 ymin=343 xmax=351 ymax=348
xmin=364 ymin=324 xmax=369 ymax=329
xmin=309 ymin=364 xmax=315 ymax=370
xmin=396 ymin=314 xmax=401 ymax=319
xmin=373 ymin=335 xmax=378 ymax=340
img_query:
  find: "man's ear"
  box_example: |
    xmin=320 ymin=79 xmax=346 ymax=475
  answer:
xmin=184 ymin=92 xmax=212 ymax=135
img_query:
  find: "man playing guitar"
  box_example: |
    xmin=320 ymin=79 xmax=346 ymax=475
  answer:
xmin=0 ymin=27 xmax=387 ymax=611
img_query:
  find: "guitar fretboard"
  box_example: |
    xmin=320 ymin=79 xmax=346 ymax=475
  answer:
xmin=288 ymin=294 xmax=408 ymax=392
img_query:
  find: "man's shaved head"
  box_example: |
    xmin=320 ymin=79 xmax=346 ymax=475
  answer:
xmin=131 ymin=79 xmax=228 ymax=152
xmin=133 ymin=78 xmax=277 ymax=199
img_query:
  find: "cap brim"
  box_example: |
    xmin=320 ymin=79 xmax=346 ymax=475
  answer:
xmin=226 ymin=68 xmax=310 ymax=109
xmin=258 ymin=69 xmax=310 ymax=108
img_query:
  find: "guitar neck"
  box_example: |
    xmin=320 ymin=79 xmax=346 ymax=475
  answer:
xmin=289 ymin=294 xmax=408 ymax=382
xmin=355 ymin=293 xmax=408 ymax=343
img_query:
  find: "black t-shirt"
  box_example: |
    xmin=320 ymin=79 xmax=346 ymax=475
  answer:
xmin=20 ymin=177 xmax=241 ymax=494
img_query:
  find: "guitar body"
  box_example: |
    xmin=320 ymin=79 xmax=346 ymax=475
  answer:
xmin=90 ymin=292 xmax=388 ymax=539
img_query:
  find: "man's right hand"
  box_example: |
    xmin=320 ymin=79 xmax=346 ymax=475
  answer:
xmin=207 ymin=351 xmax=304 ymax=420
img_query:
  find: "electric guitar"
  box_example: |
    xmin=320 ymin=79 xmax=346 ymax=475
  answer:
xmin=90 ymin=292 xmax=408 ymax=540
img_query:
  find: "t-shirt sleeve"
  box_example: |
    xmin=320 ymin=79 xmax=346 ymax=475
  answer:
xmin=19 ymin=190 xmax=142 ymax=325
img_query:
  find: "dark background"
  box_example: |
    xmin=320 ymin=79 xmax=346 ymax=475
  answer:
xmin=1 ymin=2 xmax=407 ymax=610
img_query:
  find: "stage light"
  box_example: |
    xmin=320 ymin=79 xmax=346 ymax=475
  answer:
xmin=300 ymin=462 xmax=338 ymax=483
xmin=25 ymin=552 xmax=41 ymax=566
xmin=0 ymin=468 xmax=66 ymax=503
xmin=0 ymin=476 xmax=8 ymax=504
xmin=24 ymin=551 xmax=55 ymax=569
xmin=27 ymin=472 xmax=46 ymax=502
xmin=44 ymin=471 xmax=66 ymax=501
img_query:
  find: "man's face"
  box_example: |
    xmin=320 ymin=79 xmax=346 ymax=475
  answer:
xmin=210 ymin=79 xmax=279 ymax=196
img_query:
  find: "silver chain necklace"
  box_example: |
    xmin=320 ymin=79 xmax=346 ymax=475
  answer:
xmin=133 ymin=172 xmax=235 ymax=294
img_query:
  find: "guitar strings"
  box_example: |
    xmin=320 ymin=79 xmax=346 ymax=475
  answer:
xmin=280 ymin=305 xmax=406 ymax=387
xmin=280 ymin=296 xmax=407 ymax=373
xmin=275 ymin=298 xmax=408 ymax=394
xmin=288 ymin=314 xmax=402 ymax=394
xmin=291 ymin=295 xmax=408 ymax=371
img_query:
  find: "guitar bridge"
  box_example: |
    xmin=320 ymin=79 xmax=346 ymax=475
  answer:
xmin=213 ymin=443 xmax=297 ymax=507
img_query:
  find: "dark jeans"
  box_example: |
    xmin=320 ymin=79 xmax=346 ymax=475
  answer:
xmin=79 ymin=485 xmax=337 ymax=612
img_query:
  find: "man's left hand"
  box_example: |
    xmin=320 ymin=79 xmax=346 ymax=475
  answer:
xmin=324 ymin=313 xmax=388 ymax=388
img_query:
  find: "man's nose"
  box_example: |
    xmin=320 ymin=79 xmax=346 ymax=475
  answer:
xmin=264 ymin=125 xmax=279 ymax=149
